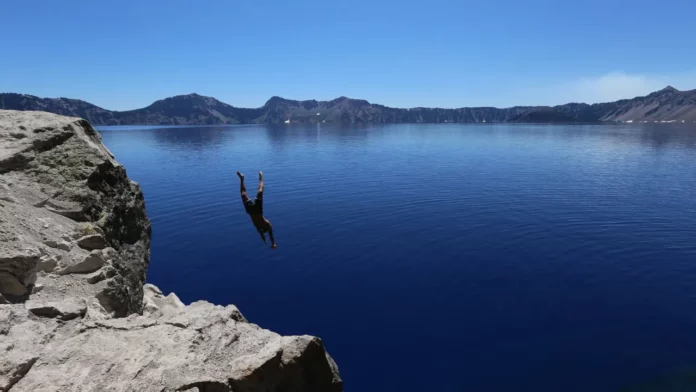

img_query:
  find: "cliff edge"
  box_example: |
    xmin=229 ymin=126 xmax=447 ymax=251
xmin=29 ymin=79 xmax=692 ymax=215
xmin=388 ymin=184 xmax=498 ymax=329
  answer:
xmin=0 ymin=110 xmax=342 ymax=392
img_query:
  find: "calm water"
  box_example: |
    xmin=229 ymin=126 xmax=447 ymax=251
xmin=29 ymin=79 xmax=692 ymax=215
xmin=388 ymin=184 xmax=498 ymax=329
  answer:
xmin=98 ymin=123 xmax=696 ymax=392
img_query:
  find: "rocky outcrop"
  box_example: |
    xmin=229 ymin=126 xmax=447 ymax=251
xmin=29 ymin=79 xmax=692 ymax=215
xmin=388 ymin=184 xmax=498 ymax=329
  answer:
xmin=0 ymin=110 xmax=342 ymax=392
xmin=4 ymin=302 xmax=341 ymax=392
xmin=0 ymin=110 xmax=150 ymax=315
xmin=3 ymin=87 xmax=696 ymax=125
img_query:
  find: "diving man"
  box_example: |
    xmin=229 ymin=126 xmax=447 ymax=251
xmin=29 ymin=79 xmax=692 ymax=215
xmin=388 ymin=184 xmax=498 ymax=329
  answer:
xmin=237 ymin=171 xmax=276 ymax=249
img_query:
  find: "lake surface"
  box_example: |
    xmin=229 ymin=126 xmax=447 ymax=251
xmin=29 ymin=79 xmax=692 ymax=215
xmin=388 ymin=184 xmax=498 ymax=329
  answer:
xmin=97 ymin=123 xmax=696 ymax=392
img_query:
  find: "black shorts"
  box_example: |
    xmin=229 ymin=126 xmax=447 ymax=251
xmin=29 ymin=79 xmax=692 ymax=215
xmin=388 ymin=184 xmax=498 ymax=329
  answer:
xmin=243 ymin=191 xmax=263 ymax=215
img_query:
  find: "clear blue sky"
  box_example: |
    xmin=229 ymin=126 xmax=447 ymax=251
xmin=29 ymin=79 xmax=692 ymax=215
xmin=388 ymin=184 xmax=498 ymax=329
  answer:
xmin=3 ymin=0 xmax=696 ymax=110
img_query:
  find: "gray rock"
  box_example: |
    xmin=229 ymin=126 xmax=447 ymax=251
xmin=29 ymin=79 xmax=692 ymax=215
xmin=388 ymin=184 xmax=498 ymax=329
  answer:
xmin=100 ymin=247 xmax=117 ymax=262
xmin=56 ymin=240 xmax=72 ymax=252
xmin=85 ymin=266 xmax=116 ymax=284
xmin=143 ymin=283 xmax=186 ymax=316
xmin=0 ymin=270 xmax=26 ymax=296
xmin=0 ymin=248 xmax=40 ymax=295
xmin=11 ymin=293 xmax=342 ymax=392
xmin=54 ymin=250 xmax=105 ymax=275
xmin=44 ymin=206 xmax=86 ymax=221
xmin=0 ymin=355 xmax=38 ymax=391
xmin=82 ymin=298 xmax=109 ymax=321
xmin=31 ymin=284 xmax=44 ymax=294
xmin=0 ymin=309 xmax=57 ymax=391
xmin=40 ymin=239 xmax=70 ymax=252
xmin=0 ymin=193 xmax=17 ymax=203
xmin=25 ymin=299 xmax=87 ymax=321
xmin=75 ymin=234 xmax=108 ymax=250
xmin=37 ymin=254 xmax=59 ymax=273
xmin=0 ymin=110 xmax=151 ymax=316
xmin=145 ymin=282 xmax=163 ymax=295
xmin=42 ymin=239 xmax=59 ymax=249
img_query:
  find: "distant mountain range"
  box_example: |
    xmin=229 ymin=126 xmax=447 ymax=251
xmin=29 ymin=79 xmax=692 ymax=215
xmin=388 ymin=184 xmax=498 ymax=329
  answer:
xmin=1 ymin=86 xmax=695 ymax=125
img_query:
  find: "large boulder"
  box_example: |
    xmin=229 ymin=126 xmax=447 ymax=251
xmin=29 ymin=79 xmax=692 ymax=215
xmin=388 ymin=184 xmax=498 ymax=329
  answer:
xmin=7 ymin=299 xmax=342 ymax=392
xmin=0 ymin=110 xmax=150 ymax=313
xmin=0 ymin=111 xmax=342 ymax=391
xmin=2 ymin=286 xmax=342 ymax=392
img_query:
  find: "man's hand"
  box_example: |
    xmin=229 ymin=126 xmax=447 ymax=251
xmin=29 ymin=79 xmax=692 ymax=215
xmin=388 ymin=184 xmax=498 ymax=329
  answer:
xmin=237 ymin=171 xmax=244 ymax=179
xmin=271 ymin=243 xmax=277 ymax=249
xmin=258 ymin=171 xmax=263 ymax=180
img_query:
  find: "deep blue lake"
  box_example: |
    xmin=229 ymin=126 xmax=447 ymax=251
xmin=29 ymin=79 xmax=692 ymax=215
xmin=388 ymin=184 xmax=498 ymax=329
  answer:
xmin=97 ymin=123 xmax=696 ymax=392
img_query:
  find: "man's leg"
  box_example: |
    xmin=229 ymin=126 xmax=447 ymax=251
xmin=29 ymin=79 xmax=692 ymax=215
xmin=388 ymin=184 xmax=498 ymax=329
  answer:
xmin=255 ymin=171 xmax=264 ymax=213
xmin=257 ymin=228 xmax=267 ymax=244
xmin=257 ymin=171 xmax=264 ymax=196
xmin=267 ymin=224 xmax=276 ymax=249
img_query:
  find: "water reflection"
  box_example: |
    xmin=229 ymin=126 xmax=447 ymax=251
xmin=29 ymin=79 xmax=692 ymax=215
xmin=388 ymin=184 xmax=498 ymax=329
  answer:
xmin=480 ymin=123 xmax=696 ymax=151
xmin=149 ymin=126 xmax=235 ymax=151
xmin=99 ymin=125 xmax=247 ymax=151
xmin=264 ymin=123 xmax=374 ymax=153
xmin=99 ymin=123 xmax=696 ymax=153
xmin=265 ymin=122 xmax=374 ymax=141
xmin=264 ymin=124 xmax=320 ymax=153
xmin=635 ymin=124 xmax=696 ymax=150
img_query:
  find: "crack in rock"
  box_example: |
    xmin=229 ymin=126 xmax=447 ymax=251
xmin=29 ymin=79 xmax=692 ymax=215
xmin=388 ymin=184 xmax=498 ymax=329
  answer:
xmin=0 ymin=356 xmax=38 ymax=392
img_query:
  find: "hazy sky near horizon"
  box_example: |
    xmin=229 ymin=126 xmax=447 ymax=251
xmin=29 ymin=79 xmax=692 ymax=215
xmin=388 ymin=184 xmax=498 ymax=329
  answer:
xmin=3 ymin=0 xmax=696 ymax=110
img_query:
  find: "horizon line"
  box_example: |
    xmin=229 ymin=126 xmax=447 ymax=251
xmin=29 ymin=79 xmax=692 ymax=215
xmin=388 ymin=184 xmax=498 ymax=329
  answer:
xmin=1 ymin=84 xmax=690 ymax=112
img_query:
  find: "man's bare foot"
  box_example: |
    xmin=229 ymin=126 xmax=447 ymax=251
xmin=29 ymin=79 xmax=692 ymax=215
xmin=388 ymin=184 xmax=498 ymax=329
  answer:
xmin=237 ymin=171 xmax=244 ymax=179
xmin=258 ymin=171 xmax=263 ymax=180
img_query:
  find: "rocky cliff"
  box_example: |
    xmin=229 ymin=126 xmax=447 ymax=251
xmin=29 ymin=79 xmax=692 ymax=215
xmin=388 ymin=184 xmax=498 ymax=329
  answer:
xmin=3 ymin=86 xmax=696 ymax=125
xmin=0 ymin=110 xmax=342 ymax=392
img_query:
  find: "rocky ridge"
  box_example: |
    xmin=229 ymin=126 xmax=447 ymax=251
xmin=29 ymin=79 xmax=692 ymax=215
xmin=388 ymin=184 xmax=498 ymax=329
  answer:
xmin=2 ymin=86 xmax=696 ymax=125
xmin=0 ymin=110 xmax=342 ymax=392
